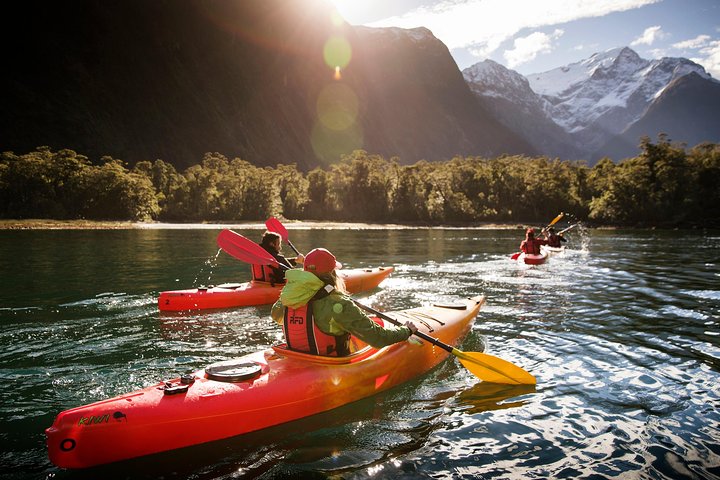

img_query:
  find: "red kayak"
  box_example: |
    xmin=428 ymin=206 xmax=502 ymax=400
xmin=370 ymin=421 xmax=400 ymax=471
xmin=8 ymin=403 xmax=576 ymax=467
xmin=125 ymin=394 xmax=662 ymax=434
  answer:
xmin=517 ymin=252 xmax=548 ymax=265
xmin=46 ymin=295 xmax=486 ymax=469
xmin=158 ymin=266 xmax=394 ymax=311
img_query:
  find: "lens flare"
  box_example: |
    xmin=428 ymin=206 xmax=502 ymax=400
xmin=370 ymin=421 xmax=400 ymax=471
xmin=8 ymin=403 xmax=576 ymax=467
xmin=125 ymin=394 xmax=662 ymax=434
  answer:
xmin=310 ymin=121 xmax=363 ymax=165
xmin=316 ymin=83 xmax=359 ymax=131
xmin=323 ymin=36 xmax=352 ymax=70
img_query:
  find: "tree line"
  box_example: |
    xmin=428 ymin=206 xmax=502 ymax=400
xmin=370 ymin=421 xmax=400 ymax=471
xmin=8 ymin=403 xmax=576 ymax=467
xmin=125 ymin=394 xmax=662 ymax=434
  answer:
xmin=1 ymin=135 xmax=718 ymax=227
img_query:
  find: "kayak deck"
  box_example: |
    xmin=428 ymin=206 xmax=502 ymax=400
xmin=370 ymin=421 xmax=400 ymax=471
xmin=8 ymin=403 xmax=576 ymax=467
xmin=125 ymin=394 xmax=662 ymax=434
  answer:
xmin=158 ymin=266 xmax=394 ymax=311
xmin=46 ymin=296 xmax=485 ymax=469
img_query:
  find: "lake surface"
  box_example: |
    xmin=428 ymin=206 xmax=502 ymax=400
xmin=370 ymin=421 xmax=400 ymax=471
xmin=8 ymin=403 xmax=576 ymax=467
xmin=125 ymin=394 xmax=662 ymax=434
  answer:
xmin=1 ymin=226 xmax=719 ymax=479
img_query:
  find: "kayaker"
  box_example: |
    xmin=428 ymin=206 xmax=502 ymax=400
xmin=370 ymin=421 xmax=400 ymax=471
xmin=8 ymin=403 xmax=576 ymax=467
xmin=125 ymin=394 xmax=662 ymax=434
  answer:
xmin=271 ymin=247 xmax=418 ymax=357
xmin=544 ymin=227 xmax=567 ymax=248
xmin=519 ymin=228 xmax=547 ymax=255
xmin=253 ymin=231 xmax=304 ymax=285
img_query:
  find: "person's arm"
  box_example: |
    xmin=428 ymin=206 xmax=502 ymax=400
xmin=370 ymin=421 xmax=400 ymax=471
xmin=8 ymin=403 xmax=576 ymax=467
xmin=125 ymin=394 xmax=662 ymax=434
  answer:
xmin=323 ymin=296 xmax=413 ymax=348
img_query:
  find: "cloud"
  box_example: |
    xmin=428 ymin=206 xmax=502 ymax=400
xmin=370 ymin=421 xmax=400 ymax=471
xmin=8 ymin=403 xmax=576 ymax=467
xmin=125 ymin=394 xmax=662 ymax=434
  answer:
xmin=504 ymin=30 xmax=564 ymax=68
xmin=369 ymin=0 xmax=660 ymax=58
xmin=672 ymin=34 xmax=712 ymax=50
xmin=667 ymin=34 xmax=720 ymax=77
xmin=630 ymin=25 xmax=666 ymax=46
xmin=573 ymin=43 xmax=601 ymax=52
xmin=693 ymin=40 xmax=720 ymax=78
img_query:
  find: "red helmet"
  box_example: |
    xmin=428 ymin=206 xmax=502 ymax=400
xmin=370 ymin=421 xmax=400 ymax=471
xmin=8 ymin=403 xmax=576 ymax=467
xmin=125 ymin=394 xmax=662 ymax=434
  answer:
xmin=304 ymin=248 xmax=342 ymax=274
xmin=526 ymin=228 xmax=535 ymax=236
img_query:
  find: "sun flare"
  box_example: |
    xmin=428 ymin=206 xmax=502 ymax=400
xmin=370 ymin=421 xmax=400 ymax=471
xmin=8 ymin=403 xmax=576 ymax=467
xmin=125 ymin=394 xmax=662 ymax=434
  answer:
xmin=326 ymin=0 xmax=381 ymax=25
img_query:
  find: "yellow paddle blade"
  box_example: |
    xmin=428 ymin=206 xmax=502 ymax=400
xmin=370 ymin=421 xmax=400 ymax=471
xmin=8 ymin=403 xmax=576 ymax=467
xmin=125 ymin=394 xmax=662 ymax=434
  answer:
xmin=452 ymin=349 xmax=536 ymax=385
xmin=549 ymin=213 xmax=564 ymax=226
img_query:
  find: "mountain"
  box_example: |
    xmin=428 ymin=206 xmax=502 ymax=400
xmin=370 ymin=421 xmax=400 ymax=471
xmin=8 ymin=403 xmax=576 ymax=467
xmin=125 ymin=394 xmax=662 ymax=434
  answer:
xmin=464 ymin=47 xmax=719 ymax=162
xmin=528 ymin=47 xmax=715 ymax=155
xmin=352 ymin=27 xmax=534 ymax=162
xmin=597 ymin=72 xmax=720 ymax=159
xmin=463 ymin=59 xmax=581 ymax=159
xmin=0 ymin=0 xmax=532 ymax=170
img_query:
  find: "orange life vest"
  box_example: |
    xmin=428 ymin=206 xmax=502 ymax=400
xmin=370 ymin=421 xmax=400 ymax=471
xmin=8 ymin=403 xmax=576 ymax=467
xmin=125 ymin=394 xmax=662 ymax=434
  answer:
xmin=282 ymin=302 xmax=350 ymax=357
xmin=251 ymin=263 xmax=283 ymax=284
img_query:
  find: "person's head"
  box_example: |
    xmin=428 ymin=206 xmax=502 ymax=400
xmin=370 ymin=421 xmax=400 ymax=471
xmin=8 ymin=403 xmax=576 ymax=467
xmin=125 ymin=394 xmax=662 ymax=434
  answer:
xmin=304 ymin=248 xmax=342 ymax=274
xmin=304 ymin=248 xmax=345 ymax=292
xmin=548 ymin=227 xmax=556 ymax=234
xmin=260 ymin=231 xmax=282 ymax=251
xmin=526 ymin=228 xmax=535 ymax=239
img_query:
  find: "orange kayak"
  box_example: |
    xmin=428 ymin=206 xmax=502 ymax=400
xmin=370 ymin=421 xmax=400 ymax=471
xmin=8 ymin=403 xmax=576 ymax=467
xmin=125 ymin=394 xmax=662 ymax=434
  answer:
xmin=158 ymin=266 xmax=394 ymax=311
xmin=46 ymin=295 xmax=485 ymax=469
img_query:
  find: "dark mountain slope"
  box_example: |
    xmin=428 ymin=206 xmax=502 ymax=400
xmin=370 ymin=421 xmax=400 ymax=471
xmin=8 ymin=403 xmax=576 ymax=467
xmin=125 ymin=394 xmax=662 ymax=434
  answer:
xmin=1 ymin=0 xmax=532 ymax=169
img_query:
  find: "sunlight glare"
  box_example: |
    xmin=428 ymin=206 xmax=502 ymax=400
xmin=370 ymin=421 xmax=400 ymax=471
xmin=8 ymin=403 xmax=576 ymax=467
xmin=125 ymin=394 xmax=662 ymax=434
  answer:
xmin=326 ymin=0 xmax=378 ymax=25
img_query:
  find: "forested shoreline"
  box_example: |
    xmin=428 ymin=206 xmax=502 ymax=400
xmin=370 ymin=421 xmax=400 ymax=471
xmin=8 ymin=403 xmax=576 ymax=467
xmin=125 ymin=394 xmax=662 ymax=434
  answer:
xmin=1 ymin=135 xmax=718 ymax=228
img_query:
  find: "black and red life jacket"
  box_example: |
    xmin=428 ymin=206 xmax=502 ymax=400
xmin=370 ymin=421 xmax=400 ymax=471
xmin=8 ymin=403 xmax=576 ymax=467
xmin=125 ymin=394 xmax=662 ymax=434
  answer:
xmin=547 ymin=234 xmax=562 ymax=248
xmin=282 ymin=301 xmax=351 ymax=357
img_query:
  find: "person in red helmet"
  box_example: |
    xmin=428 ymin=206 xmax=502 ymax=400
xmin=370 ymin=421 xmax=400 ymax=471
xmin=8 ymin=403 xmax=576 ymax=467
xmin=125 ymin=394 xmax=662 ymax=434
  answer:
xmin=519 ymin=228 xmax=547 ymax=255
xmin=271 ymin=247 xmax=417 ymax=357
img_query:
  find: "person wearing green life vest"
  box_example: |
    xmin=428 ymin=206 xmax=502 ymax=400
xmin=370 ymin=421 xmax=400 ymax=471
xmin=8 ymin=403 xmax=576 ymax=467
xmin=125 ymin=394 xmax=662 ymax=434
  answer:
xmin=271 ymin=248 xmax=417 ymax=357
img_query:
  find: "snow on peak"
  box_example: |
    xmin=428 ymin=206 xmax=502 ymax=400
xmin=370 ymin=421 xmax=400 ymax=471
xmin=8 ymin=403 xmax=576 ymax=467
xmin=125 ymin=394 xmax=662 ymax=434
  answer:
xmin=525 ymin=47 xmax=711 ymax=133
xmin=528 ymin=47 xmax=647 ymax=97
xmin=355 ymin=25 xmax=435 ymax=44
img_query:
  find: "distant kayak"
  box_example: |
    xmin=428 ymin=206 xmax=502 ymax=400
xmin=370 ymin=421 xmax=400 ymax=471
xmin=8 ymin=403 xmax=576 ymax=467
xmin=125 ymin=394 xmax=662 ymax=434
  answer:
xmin=46 ymin=295 xmax=486 ymax=469
xmin=158 ymin=266 xmax=394 ymax=311
xmin=540 ymin=245 xmax=565 ymax=258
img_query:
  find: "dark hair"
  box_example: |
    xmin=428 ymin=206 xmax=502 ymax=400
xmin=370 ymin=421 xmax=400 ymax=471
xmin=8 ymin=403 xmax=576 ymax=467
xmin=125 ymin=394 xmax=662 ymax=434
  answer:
xmin=260 ymin=231 xmax=281 ymax=247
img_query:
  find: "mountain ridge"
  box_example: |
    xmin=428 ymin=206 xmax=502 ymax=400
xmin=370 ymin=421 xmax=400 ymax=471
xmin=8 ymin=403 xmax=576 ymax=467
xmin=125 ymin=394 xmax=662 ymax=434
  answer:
xmin=464 ymin=46 xmax=718 ymax=162
xmin=0 ymin=0 xmax=533 ymax=170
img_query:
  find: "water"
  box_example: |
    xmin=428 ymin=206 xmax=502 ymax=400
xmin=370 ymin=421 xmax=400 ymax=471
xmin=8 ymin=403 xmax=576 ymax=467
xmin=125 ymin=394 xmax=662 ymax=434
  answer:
xmin=1 ymin=226 xmax=719 ymax=479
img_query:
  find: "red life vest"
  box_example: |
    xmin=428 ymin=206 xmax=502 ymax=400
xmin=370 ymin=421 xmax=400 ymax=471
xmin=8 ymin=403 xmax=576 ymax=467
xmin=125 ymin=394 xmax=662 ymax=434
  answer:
xmin=522 ymin=238 xmax=541 ymax=255
xmin=251 ymin=263 xmax=281 ymax=284
xmin=283 ymin=302 xmax=351 ymax=357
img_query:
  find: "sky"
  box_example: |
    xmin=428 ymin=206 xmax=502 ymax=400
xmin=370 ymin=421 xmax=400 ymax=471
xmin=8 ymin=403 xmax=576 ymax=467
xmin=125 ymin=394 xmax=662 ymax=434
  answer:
xmin=327 ymin=0 xmax=720 ymax=77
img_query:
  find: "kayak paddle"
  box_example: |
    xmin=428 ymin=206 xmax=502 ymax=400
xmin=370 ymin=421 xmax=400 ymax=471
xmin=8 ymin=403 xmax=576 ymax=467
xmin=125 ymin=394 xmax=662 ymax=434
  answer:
xmin=265 ymin=217 xmax=301 ymax=256
xmin=351 ymin=298 xmax=536 ymax=385
xmin=216 ymin=229 xmax=536 ymax=385
xmin=541 ymin=212 xmax=564 ymax=232
xmin=558 ymin=222 xmax=580 ymax=235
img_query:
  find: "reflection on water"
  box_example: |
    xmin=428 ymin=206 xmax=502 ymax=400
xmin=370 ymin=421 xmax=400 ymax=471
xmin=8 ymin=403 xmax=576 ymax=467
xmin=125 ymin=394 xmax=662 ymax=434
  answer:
xmin=0 ymin=227 xmax=718 ymax=479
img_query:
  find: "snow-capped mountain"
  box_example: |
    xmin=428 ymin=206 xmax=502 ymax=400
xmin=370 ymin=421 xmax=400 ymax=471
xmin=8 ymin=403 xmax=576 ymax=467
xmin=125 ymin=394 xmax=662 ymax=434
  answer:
xmin=464 ymin=47 xmax=719 ymax=162
xmin=528 ymin=47 xmax=712 ymax=136
xmin=463 ymin=60 xmax=580 ymax=159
